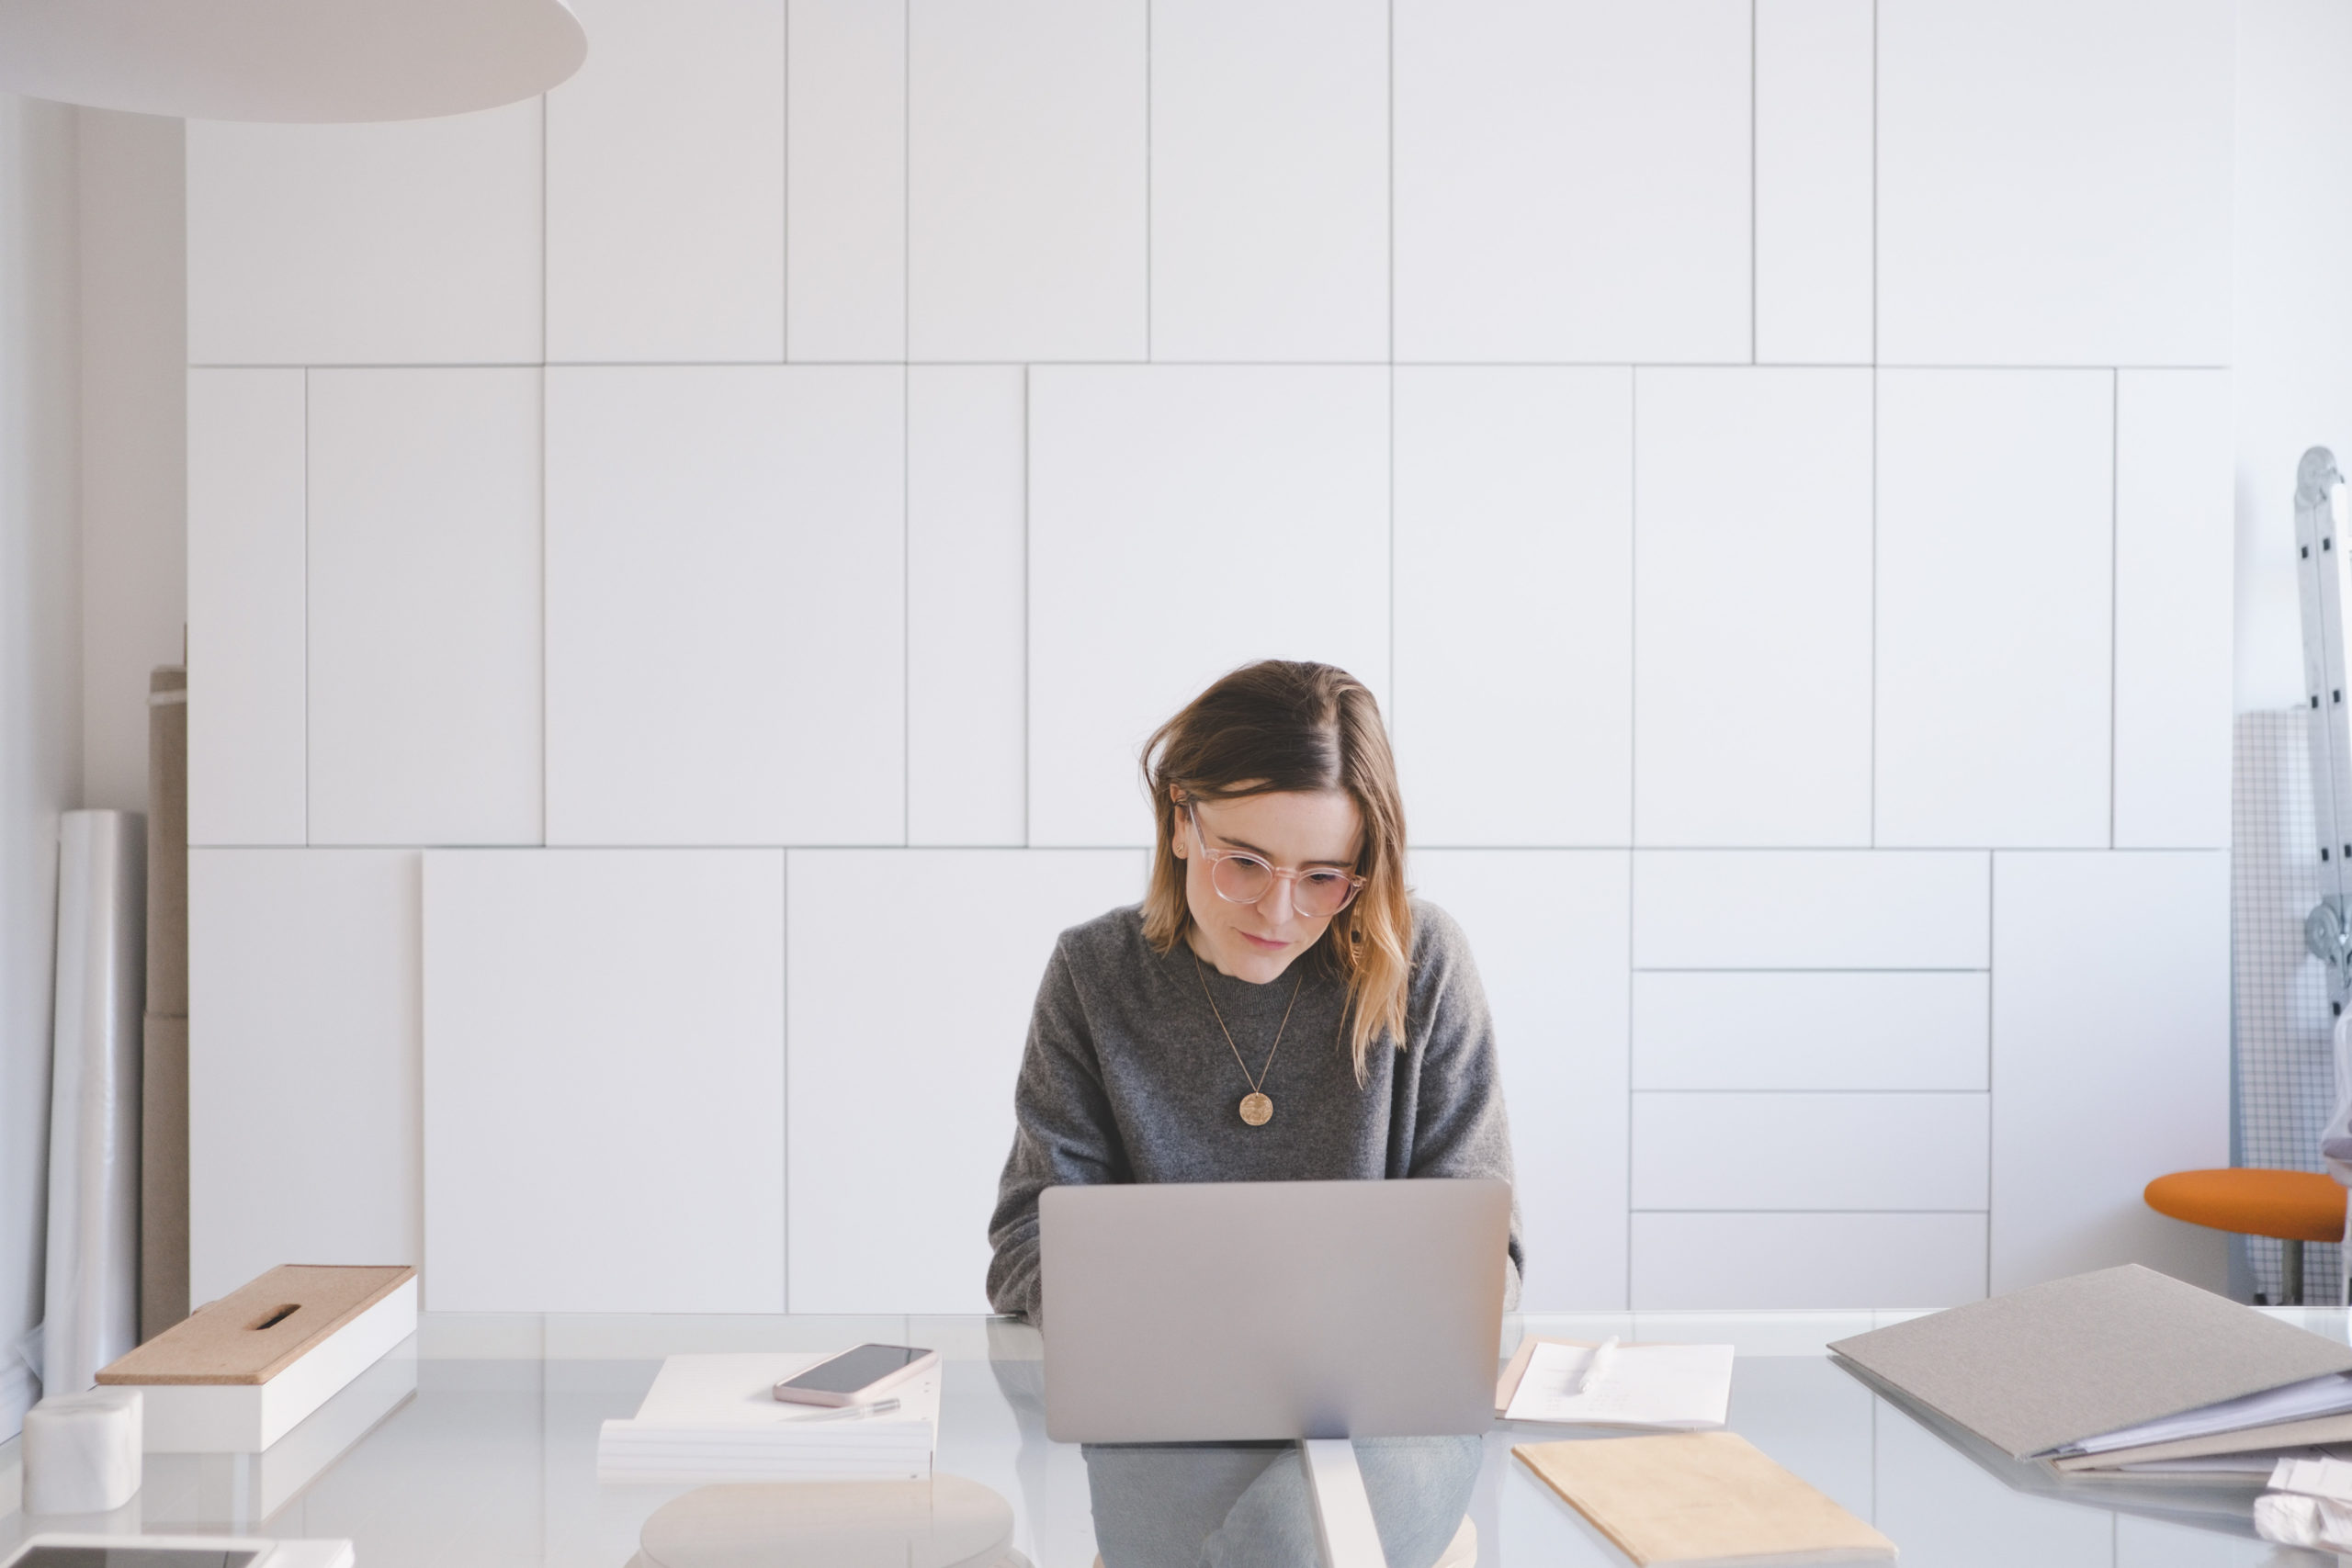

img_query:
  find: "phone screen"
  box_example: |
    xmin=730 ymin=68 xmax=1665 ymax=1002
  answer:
xmin=778 ymin=1343 xmax=928 ymax=1395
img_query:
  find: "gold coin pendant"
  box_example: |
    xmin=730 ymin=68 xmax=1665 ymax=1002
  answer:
xmin=1239 ymin=1092 xmax=1273 ymax=1127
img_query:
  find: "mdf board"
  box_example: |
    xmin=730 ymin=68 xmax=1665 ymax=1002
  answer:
xmin=544 ymin=367 xmax=904 ymax=846
xmin=186 ymin=369 xmax=304 ymax=848
xmin=787 ymin=0 xmax=908 ymax=361
xmin=786 ymin=849 xmax=1146 ymax=1314
xmin=1632 ymin=1092 xmax=1989 ymax=1213
xmin=1025 ymin=367 xmax=1388 ymax=847
xmin=305 ymin=369 xmax=542 ymax=847
xmin=908 ymin=0 xmax=1146 ymax=361
xmin=1633 ymin=972 xmax=1988 ymax=1092
xmin=1990 ymin=851 xmax=2229 ymax=1294
xmin=187 ymin=107 xmax=541 ymax=366
xmin=907 ymin=367 xmax=1026 ymax=847
xmin=1634 ymin=368 xmax=1872 ymax=847
xmin=1754 ymin=0 xmax=1873 ymax=364
xmin=1410 ymin=850 xmax=1630 ymax=1311
xmin=1633 ymin=851 xmax=1989 ymax=970
xmin=546 ymin=0 xmax=785 ymax=362
xmin=1392 ymin=368 xmax=1633 ymax=848
xmin=1874 ymin=370 xmax=2114 ymax=848
xmin=1393 ymin=0 xmax=1750 ymax=362
xmin=2113 ymin=371 xmax=2233 ymax=850
xmin=423 ymin=850 xmax=786 ymax=1313
xmin=1148 ymin=0 xmax=1387 ymax=361
xmin=1876 ymin=0 xmax=2230 ymax=366
xmin=187 ymin=850 xmax=420 ymax=1304
xmin=1632 ymin=1213 xmax=1987 ymax=1310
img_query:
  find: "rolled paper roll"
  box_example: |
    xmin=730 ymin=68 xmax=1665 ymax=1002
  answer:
xmin=43 ymin=808 xmax=147 ymax=1396
xmin=23 ymin=1387 xmax=142 ymax=1515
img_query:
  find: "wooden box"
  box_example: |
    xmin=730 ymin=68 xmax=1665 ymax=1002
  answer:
xmin=96 ymin=1264 xmax=417 ymax=1452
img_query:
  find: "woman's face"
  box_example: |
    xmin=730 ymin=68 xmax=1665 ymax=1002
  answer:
xmin=1175 ymin=788 xmax=1365 ymax=984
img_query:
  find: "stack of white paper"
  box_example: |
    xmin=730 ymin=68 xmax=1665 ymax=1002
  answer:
xmin=1503 ymin=1341 xmax=1735 ymax=1429
xmin=596 ymin=1352 xmax=938 ymax=1484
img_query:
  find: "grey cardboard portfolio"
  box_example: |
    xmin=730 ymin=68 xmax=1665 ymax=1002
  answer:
xmin=1826 ymin=1264 xmax=2352 ymax=1460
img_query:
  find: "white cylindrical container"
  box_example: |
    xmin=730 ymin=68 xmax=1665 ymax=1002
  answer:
xmin=43 ymin=808 xmax=147 ymax=1396
xmin=23 ymin=1387 xmax=142 ymax=1514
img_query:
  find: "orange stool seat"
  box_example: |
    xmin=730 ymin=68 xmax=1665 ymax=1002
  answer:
xmin=2144 ymin=1168 xmax=2346 ymax=1244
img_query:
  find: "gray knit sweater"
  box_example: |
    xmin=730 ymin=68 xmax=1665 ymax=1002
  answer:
xmin=985 ymin=898 xmax=1524 ymax=1323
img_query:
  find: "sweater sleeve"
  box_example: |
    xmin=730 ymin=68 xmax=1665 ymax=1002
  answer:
xmin=1397 ymin=904 xmax=1527 ymax=1303
xmin=985 ymin=938 xmax=1131 ymax=1323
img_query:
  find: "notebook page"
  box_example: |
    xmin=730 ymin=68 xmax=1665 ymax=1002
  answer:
xmin=1505 ymin=1340 xmax=1734 ymax=1428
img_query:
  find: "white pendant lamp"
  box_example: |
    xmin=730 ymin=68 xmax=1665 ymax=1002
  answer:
xmin=0 ymin=0 xmax=585 ymax=122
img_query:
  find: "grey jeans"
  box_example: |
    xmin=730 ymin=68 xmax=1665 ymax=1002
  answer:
xmin=1082 ymin=1436 xmax=1480 ymax=1568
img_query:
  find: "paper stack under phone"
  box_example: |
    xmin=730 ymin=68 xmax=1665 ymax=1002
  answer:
xmin=596 ymin=1352 xmax=938 ymax=1483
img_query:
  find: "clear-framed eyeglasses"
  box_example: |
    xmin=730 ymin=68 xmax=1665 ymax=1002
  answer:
xmin=1185 ymin=805 xmax=1367 ymax=919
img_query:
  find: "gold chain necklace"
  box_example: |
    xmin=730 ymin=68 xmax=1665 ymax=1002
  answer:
xmin=1193 ymin=950 xmax=1306 ymax=1127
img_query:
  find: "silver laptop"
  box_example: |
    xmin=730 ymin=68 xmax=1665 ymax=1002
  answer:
xmin=1039 ymin=1178 xmax=1510 ymax=1443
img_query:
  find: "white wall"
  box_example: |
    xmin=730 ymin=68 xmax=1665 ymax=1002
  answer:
xmin=2233 ymin=1 xmax=2352 ymax=712
xmin=0 ymin=92 xmax=84 ymax=1435
xmin=183 ymin=0 xmax=2236 ymax=1314
xmin=77 ymin=109 xmax=185 ymax=815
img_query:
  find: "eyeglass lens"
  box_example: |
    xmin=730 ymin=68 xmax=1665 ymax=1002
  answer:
xmin=1208 ymin=855 xmax=1360 ymax=917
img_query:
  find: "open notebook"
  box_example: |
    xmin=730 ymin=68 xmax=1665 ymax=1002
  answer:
xmin=1497 ymin=1337 xmax=1734 ymax=1429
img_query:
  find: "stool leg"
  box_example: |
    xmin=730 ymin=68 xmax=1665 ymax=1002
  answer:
xmin=2286 ymin=1239 xmax=2306 ymax=1306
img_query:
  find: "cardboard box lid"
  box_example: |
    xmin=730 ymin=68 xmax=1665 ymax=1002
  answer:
xmin=96 ymin=1264 xmax=415 ymax=1386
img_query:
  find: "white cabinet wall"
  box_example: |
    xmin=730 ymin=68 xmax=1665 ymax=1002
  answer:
xmin=184 ymin=0 xmax=2236 ymax=1314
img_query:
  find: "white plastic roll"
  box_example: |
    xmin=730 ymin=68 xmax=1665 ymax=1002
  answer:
xmin=43 ymin=809 xmax=146 ymax=1395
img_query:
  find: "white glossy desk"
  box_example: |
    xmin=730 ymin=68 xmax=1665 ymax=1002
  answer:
xmin=0 ymin=1308 xmax=2342 ymax=1567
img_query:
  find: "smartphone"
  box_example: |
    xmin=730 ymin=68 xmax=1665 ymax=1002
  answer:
xmin=771 ymin=1342 xmax=939 ymax=1407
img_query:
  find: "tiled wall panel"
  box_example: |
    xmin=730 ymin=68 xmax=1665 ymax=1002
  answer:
xmin=786 ymin=850 xmax=1146 ymax=1314
xmin=187 ymin=368 xmax=306 ymax=846
xmin=1875 ymin=371 xmax=2114 ymax=847
xmin=181 ymin=3 xmax=2241 ymax=1314
xmin=2114 ymin=371 xmax=2233 ymax=849
xmin=1990 ymin=851 xmax=2230 ymax=1293
xmin=1149 ymin=0 xmax=1387 ymax=361
xmin=1634 ymin=369 xmax=1872 ymax=846
xmin=1755 ymin=0 xmax=1873 ymax=363
xmin=187 ymin=107 xmax=541 ymax=366
xmin=909 ymin=367 xmax=1027 ymax=846
xmin=1634 ymin=851 xmax=1990 ymax=970
xmin=1877 ymin=0 xmax=2232 ymax=366
xmin=545 ymin=366 xmax=904 ymax=845
xmin=908 ymin=0 xmax=1146 ymax=361
xmin=546 ymin=0 xmax=786 ymax=363
xmin=307 ymin=369 xmax=542 ymax=846
xmin=1633 ymin=1092 xmax=1990 ymax=1212
xmin=1394 ymin=368 xmax=1632 ymax=846
xmin=1394 ymin=0 xmax=1750 ymax=362
xmin=1027 ymin=367 xmax=1389 ymax=846
xmin=1632 ymin=1213 xmax=1986 ymax=1310
xmin=1411 ymin=851 xmax=1631 ymax=1310
xmin=787 ymin=0 xmax=908 ymax=361
xmin=189 ymin=850 xmax=420 ymax=1302
xmin=1634 ymin=972 xmax=1988 ymax=1092
xmin=423 ymin=850 xmax=786 ymax=1312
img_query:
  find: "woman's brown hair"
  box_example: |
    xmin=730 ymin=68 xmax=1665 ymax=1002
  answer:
xmin=1139 ymin=660 xmax=1410 ymax=1084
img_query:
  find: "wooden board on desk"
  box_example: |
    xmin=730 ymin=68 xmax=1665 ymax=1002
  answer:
xmin=98 ymin=1264 xmax=414 ymax=1386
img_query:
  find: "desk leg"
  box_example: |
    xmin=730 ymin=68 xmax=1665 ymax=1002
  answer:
xmin=1300 ymin=1438 xmax=1389 ymax=1568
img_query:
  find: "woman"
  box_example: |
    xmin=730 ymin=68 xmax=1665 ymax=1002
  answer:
xmin=985 ymin=660 xmax=1520 ymax=1568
